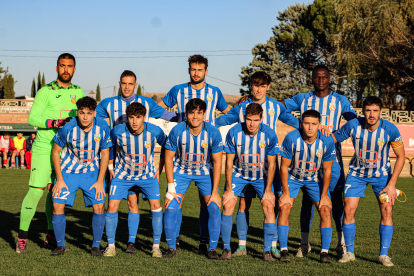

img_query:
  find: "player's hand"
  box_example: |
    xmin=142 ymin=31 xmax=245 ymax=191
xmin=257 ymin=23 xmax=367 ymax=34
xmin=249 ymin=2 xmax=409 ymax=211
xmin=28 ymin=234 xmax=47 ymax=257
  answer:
xmin=52 ymin=179 xmax=69 ymax=199
xmin=235 ymin=96 xmax=249 ymax=106
xmin=318 ymin=194 xmax=332 ymax=210
xmin=89 ymin=181 xmax=105 ymax=201
xmin=49 ymin=117 xmax=72 ymax=128
xmin=379 ymin=184 xmax=397 ymax=206
xmin=319 ymin=125 xmax=331 ymax=137
xmin=207 ymin=192 xmax=222 ymax=210
xmin=222 ymin=190 xmax=237 ymax=205
xmin=261 ymin=190 xmax=276 ymax=207
xmin=278 ymin=193 xmax=292 ymax=208
xmin=109 ymin=169 xmax=115 ymax=181
xmin=164 ymin=192 xmax=180 ymax=209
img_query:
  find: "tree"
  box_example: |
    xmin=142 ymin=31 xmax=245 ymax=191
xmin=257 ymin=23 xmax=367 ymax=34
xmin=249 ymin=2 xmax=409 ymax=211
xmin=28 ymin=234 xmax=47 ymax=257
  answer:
xmin=0 ymin=62 xmax=6 ymax=99
xmin=118 ymin=86 xmax=122 ymax=96
xmin=37 ymin=72 xmax=41 ymax=91
xmin=2 ymin=70 xmax=16 ymax=99
xmin=42 ymin=73 xmax=46 ymax=87
xmin=96 ymin=83 xmax=101 ymax=102
xmin=137 ymin=84 xmax=142 ymax=96
xmin=31 ymin=78 xmax=36 ymax=98
xmin=151 ymin=94 xmax=157 ymax=101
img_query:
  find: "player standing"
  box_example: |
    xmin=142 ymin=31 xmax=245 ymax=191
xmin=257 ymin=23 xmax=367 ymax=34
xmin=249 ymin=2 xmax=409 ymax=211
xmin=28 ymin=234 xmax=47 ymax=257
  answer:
xmin=158 ymin=54 xmax=231 ymax=254
xmin=96 ymin=70 xmax=177 ymax=254
xmin=102 ymin=102 xmax=166 ymax=258
xmin=16 ymin=53 xmax=85 ymax=254
xmin=278 ymin=110 xmax=336 ymax=263
xmin=281 ymin=65 xmax=357 ymax=258
xmin=333 ymin=96 xmax=405 ymax=267
xmin=215 ymin=71 xmax=299 ymax=258
xmin=163 ymin=98 xmax=223 ymax=259
xmin=50 ymin=97 xmax=112 ymax=256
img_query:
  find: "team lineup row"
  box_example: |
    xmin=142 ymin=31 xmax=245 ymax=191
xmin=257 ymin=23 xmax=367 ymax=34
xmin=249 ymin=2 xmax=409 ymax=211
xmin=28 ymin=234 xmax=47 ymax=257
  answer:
xmin=15 ymin=54 xmax=404 ymax=267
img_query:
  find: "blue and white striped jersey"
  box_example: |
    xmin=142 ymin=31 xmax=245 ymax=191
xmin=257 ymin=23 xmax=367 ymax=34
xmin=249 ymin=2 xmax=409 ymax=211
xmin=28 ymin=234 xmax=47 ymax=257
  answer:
xmin=224 ymin=123 xmax=279 ymax=181
xmin=284 ymin=91 xmax=357 ymax=132
xmin=53 ymin=117 xmax=113 ymax=174
xmin=215 ymin=96 xmax=300 ymax=130
xmin=280 ymin=129 xmax=336 ymax=182
xmin=162 ymin=83 xmax=228 ymax=125
xmin=110 ymin=122 xmax=166 ymax=181
xmin=334 ymin=118 xmax=402 ymax=178
xmin=165 ymin=121 xmax=223 ymax=175
xmin=96 ymin=95 xmax=166 ymax=129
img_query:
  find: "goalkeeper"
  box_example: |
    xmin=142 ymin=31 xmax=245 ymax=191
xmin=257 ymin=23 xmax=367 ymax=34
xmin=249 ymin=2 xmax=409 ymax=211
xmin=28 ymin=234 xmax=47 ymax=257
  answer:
xmin=16 ymin=53 xmax=85 ymax=254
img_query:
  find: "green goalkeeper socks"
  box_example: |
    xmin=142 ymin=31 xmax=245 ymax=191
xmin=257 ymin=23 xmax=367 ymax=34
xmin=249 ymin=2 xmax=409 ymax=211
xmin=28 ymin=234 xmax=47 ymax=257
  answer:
xmin=45 ymin=190 xmax=54 ymax=230
xmin=19 ymin=187 xmax=44 ymax=231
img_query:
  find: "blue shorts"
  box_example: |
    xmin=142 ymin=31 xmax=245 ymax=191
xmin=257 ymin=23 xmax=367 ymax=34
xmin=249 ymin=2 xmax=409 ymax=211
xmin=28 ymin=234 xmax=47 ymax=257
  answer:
xmin=109 ymin=177 xmax=160 ymax=200
xmin=226 ymin=175 xmax=271 ymax=199
xmin=283 ymin=178 xmax=330 ymax=202
xmin=174 ymin=173 xmax=215 ymax=197
xmin=344 ymin=174 xmax=392 ymax=198
xmin=53 ymin=170 xmax=105 ymax=208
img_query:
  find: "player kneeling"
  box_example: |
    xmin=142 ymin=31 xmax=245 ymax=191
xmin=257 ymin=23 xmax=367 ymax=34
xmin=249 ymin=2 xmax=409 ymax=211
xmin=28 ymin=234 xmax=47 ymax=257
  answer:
xmin=103 ymin=102 xmax=166 ymax=258
xmin=51 ymin=96 xmax=112 ymax=256
xmin=278 ymin=110 xmax=335 ymax=263
xmin=221 ymin=103 xmax=279 ymax=262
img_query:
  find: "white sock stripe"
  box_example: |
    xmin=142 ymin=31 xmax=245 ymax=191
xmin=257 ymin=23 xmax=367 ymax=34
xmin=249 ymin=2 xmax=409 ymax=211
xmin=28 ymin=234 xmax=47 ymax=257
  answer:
xmin=152 ymin=207 xmax=162 ymax=212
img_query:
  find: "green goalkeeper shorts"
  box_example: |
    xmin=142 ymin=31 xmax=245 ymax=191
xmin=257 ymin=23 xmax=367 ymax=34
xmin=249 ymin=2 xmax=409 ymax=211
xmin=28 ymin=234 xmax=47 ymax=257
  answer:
xmin=28 ymin=152 xmax=56 ymax=188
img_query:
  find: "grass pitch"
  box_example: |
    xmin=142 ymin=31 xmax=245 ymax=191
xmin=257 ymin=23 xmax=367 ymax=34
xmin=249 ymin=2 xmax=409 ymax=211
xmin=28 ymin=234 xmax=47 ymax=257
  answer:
xmin=0 ymin=170 xmax=413 ymax=275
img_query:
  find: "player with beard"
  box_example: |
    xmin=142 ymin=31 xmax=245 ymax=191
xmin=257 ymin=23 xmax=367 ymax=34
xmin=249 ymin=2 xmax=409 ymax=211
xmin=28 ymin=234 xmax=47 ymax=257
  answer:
xmin=158 ymin=55 xmax=231 ymax=254
xmin=16 ymin=53 xmax=85 ymax=254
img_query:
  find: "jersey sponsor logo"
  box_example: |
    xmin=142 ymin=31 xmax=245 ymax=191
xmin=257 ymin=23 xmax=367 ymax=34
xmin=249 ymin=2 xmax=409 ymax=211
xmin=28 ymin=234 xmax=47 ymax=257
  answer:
xmin=377 ymin=138 xmax=385 ymax=147
xmin=320 ymin=115 xmax=333 ymax=130
xmin=128 ymin=154 xmax=148 ymax=167
xmin=316 ymin=149 xmax=323 ymax=158
xmin=201 ymin=140 xmax=208 ymax=148
xmin=358 ymin=149 xmax=381 ymax=168
xmin=144 ymin=141 xmax=151 ymax=148
xmin=268 ymin=108 xmax=275 ymax=117
xmin=207 ymin=92 xmax=213 ymax=102
xmin=296 ymin=161 xmax=317 ymax=176
xmin=241 ymin=154 xmax=263 ymax=171
xmin=70 ymin=95 xmax=76 ymax=104
xmin=94 ymin=134 xmax=101 ymax=142
xmin=329 ymin=102 xmax=336 ymax=111
xmin=259 ymin=140 xmax=266 ymax=149
xmin=77 ymin=149 xmax=95 ymax=163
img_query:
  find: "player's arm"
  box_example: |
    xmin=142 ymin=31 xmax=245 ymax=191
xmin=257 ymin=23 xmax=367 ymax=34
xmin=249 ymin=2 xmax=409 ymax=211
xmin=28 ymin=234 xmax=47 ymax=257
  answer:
xmin=215 ymin=105 xmax=240 ymax=128
xmin=380 ymin=139 xmax=405 ymax=205
xmin=51 ymin=142 xmax=68 ymax=198
xmin=279 ymin=157 xmax=292 ymax=208
xmin=320 ymin=160 xmax=333 ymax=210
xmin=157 ymin=99 xmax=169 ymax=109
xmin=96 ymin=101 xmax=111 ymax=126
xmin=207 ymin=151 xmax=222 ymax=209
xmin=222 ymin=152 xmax=237 ymax=205
xmin=221 ymin=105 xmax=231 ymax=114
xmin=278 ymin=103 xmax=300 ymax=129
xmin=332 ymin=119 xmax=353 ymax=144
xmin=164 ymin=149 xmax=179 ymax=208
xmin=262 ymin=154 xmax=276 ymax=206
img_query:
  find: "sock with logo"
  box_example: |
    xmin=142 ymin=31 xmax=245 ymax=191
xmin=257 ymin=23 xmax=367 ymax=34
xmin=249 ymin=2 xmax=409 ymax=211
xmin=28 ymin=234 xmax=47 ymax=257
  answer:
xmin=343 ymin=222 xmax=356 ymax=254
xmin=152 ymin=208 xmax=163 ymax=246
xmin=52 ymin=214 xmax=66 ymax=248
xmin=91 ymin=213 xmax=105 ymax=248
xmin=19 ymin=187 xmax=44 ymax=231
xmin=127 ymin=212 xmax=140 ymax=244
xmin=379 ymin=224 xmax=393 ymax=256
xmin=221 ymin=214 xmax=233 ymax=250
xmin=207 ymin=202 xmax=220 ymax=250
xmin=105 ymin=211 xmax=118 ymax=245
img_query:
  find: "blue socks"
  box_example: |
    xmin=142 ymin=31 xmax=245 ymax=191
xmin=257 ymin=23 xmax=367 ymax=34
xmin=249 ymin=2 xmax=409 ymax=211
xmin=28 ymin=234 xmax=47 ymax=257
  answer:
xmin=105 ymin=211 xmax=118 ymax=245
xmin=91 ymin=213 xmax=105 ymax=248
xmin=273 ymin=213 xmax=279 ymax=244
xmin=128 ymin=212 xmax=140 ymax=244
xmin=176 ymin=208 xmax=183 ymax=244
xmin=320 ymin=228 xmax=332 ymax=252
xmin=221 ymin=214 xmax=233 ymax=250
xmin=207 ymin=203 xmax=220 ymax=250
xmin=343 ymin=222 xmax=356 ymax=253
xmin=199 ymin=207 xmax=209 ymax=241
xmin=164 ymin=197 xmax=181 ymax=250
xmin=52 ymin=214 xmax=66 ymax=248
xmin=332 ymin=205 xmax=344 ymax=233
xmin=263 ymin=222 xmax=276 ymax=252
xmin=152 ymin=209 xmax=163 ymax=245
xmin=379 ymin=224 xmax=393 ymax=256
xmin=236 ymin=212 xmax=248 ymax=242
xmin=278 ymin=225 xmax=289 ymax=250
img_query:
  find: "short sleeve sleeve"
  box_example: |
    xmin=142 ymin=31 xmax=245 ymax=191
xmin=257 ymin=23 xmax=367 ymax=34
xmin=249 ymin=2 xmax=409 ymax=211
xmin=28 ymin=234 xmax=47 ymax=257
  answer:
xmin=96 ymin=100 xmax=109 ymax=119
xmin=277 ymin=103 xmax=300 ymax=128
xmin=215 ymin=88 xmax=229 ymax=112
xmin=280 ymin=134 xmax=294 ymax=160
xmin=334 ymin=120 xmax=354 ymax=143
xmin=53 ymin=127 xmax=68 ymax=148
xmin=323 ymin=137 xmax=336 ymax=162
xmin=162 ymin=86 xmax=179 ymax=108
xmin=215 ymin=105 xmax=240 ymax=127
xmin=147 ymin=98 xmax=167 ymax=118
xmin=340 ymin=97 xmax=357 ymax=121
xmin=284 ymin=94 xmax=305 ymax=112
xmin=211 ymin=129 xmax=224 ymax=154
xmin=100 ymin=124 xmax=113 ymax=150
xmin=165 ymin=126 xmax=178 ymax=152
xmin=266 ymin=131 xmax=279 ymax=155
xmin=109 ymin=129 xmax=117 ymax=160
xmin=224 ymin=130 xmax=236 ymax=154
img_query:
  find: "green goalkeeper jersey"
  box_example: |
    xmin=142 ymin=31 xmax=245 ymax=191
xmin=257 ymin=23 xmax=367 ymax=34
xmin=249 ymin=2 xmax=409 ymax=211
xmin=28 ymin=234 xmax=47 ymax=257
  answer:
xmin=29 ymin=80 xmax=85 ymax=153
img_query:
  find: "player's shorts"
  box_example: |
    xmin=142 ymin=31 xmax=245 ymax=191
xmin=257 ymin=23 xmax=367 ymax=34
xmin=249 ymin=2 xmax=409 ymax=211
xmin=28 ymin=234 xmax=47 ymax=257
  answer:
xmin=344 ymin=174 xmax=392 ymax=198
xmin=28 ymin=153 xmax=56 ymax=188
xmin=0 ymin=148 xmax=10 ymax=154
xmin=110 ymin=177 xmax=160 ymax=200
xmin=53 ymin=170 xmax=104 ymax=208
xmin=14 ymin=149 xmax=24 ymax=154
xmin=174 ymin=173 xmax=215 ymax=197
xmin=226 ymin=175 xmax=271 ymax=199
xmin=284 ymin=178 xmax=330 ymax=202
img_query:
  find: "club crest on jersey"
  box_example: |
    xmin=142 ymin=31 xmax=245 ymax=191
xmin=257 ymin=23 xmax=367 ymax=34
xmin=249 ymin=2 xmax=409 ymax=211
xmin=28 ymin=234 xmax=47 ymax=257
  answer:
xmin=316 ymin=149 xmax=323 ymax=158
xmin=70 ymin=95 xmax=76 ymax=104
xmin=201 ymin=140 xmax=208 ymax=148
xmin=377 ymin=138 xmax=385 ymax=147
xmin=259 ymin=140 xmax=266 ymax=148
xmin=145 ymin=141 xmax=151 ymax=148
xmin=94 ymin=134 xmax=101 ymax=142
xmin=329 ymin=102 xmax=336 ymax=111
xmin=268 ymin=108 xmax=275 ymax=117
xmin=207 ymin=92 xmax=213 ymax=102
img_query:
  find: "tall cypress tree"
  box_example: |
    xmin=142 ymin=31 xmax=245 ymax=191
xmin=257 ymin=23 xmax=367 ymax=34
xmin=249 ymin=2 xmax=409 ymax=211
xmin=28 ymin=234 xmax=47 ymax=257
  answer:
xmin=3 ymin=73 xmax=15 ymax=99
xmin=37 ymin=71 xmax=41 ymax=91
xmin=31 ymin=78 xmax=36 ymax=98
xmin=137 ymin=84 xmax=142 ymax=96
xmin=118 ymin=86 xmax=122 ymax=96
xmin=96 ymin=83 xmax=101 ymax=102
xmin=42 ymin=73 xmax=46 ymax=87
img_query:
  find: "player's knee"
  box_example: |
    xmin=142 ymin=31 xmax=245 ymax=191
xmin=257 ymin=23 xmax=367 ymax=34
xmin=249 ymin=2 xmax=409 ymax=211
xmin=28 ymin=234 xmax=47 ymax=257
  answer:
xmin=53 ymin=202 xmax=65 ymax=214
xmin=150 ymin=201 xmax=161 ymax=210
xmin=319 ymin=206 xmax=331 ymax=219
xmin=223 ymin=201 xmax=235 ymax=213
xmin=127 ymin=198 xmax=139 ymax=211
xmin=381 ymin=204 xmax=393 ymax=219
xmin=93 ymin=203 xmax=105 ymax=214
xmin=262 ymin=203 xmax=275 ymax=218
xmin=280 ymin=203 xmax=292 ymax=214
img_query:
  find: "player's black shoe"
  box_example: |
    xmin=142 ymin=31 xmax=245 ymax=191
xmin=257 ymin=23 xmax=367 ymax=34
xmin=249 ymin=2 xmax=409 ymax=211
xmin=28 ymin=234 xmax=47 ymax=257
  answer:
xmin=320 ymin=252 xmax=332 ymax=264
xmin=198 ymin=243 xmax=208 ymax=255
xmin=280 ymin=250 xmax=290 ymax=263
xmin=207 ymin=249 xmax=219 ymax=260
xmin=50 ymin=246 xmax=67 ymax=256
xmin=125 ymin=242 xmax=136 ymax=254
xmin=44 ymin=233 xmax=57 ymax=249
xmin=91 ymin=247 xmax=102 ymax=257
xmin=163 ymin=248 xmax=177 ymax=258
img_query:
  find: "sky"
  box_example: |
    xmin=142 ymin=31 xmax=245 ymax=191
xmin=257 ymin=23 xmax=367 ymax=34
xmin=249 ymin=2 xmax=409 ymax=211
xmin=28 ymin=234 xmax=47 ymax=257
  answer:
xmin=0 ymin=0 xmax=309 ymax=98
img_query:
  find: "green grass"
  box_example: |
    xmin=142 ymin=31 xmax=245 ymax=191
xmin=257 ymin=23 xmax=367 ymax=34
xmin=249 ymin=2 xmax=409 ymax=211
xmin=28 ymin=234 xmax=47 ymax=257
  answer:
xmin=0 ymin=170 xmax=413 ymax=275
